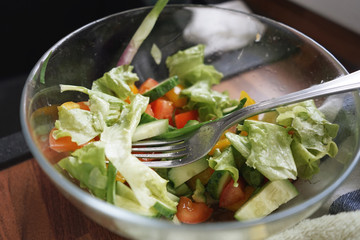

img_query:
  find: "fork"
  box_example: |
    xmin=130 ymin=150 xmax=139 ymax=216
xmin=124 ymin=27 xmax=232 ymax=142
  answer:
xmin=132 ymin=70 xmax=360 ymax=168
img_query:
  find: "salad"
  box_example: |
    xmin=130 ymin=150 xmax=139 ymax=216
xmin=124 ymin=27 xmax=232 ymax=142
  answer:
xmin=50 ymin=43 xmax=339 ymax=223
xmin=46 ymin=0 xmax=339 ymax=224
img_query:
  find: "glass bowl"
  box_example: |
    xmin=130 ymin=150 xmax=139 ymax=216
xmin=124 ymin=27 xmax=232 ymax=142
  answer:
xmin=20 ymin=4 xmax=360 ymax=240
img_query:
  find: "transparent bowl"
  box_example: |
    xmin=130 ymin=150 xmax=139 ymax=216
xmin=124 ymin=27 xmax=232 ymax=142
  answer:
xmin=21 ymin=5 xmax=360 ymax=240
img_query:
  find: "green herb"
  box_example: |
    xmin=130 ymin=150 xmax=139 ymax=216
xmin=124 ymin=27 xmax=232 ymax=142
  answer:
xmin=39 ymin=51 xmax=52 ymax=84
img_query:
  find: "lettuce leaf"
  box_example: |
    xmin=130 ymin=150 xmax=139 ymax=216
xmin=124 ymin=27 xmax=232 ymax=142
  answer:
xmin=166 ymin=44 xmax=223 ymax=86
xmin=225 ymin=132 xmax=251 ymax=158
xmin=58 ymin=141 xmax=108 ymax=199
xmin=58 ymin=76 xmax=177 ymax=217
xmin=91 ymin=65 xmax=139 ymax=100
xmin=53 ymin=105 xmax=102 ymax=145
xmin=181 ymin=80 xmax=238 ymax=121
xmin=276 ymin=100 xmax=339 ymax=152
xmin=54 ymin=84 xmax=126 ymax=145
xmin=276 ymin=100 xmax=339 ymax=179
xmin=60 ymin=84 xmax=124 ymax=127
xmin=101 ymin=94 xmax=178 ymax=215
xmin=208 ymin=147 xmax=239 ymax=186
xmin=235 ymin=120 xmax=297 ymax=181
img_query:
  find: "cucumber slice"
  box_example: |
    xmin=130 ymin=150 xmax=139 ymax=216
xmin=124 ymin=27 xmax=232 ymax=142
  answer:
xmin=174 ymin=183 xmax=193 ymax=197
xmin=240 ymin=164 xmax=264 ymax=188
xmin=153 ymin=201 xmax=177 ymax=219
xmin=132 ymin=119 xmax=169 ymax=142
xmin=192 ymin=179 xmax=207 ymax=203
xmin=142 ymin=76 xmax=179 ymax=102
xmin=167 ymin=182 xmax=193 ymax=197
xmin=140 ymin=113 xmax=176 ymax=131
xmin=206 ymin=170 xmax=231 ymax=200
xmin=116 ymin=180 xmax=177 ymax=219
xmin=167 ymin=191 xmax=180 ymax=202
xmin=234 ymin=179 xmax=298 ymax=221
xmin=168 ymin=157 xmax=209 ymax=188
xmin=115 ymin=182 xmax=159 ymax=217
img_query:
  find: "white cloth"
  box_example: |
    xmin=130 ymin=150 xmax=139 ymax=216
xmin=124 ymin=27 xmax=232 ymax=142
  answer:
xmin=267 ymin=211 xmax=360 ymax=240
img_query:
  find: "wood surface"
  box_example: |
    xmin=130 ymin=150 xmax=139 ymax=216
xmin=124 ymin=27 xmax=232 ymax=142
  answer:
xmin=0 ymin=159 xmax=127 ymax=240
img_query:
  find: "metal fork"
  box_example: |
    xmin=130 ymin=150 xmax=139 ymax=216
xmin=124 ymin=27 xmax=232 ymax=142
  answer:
xmin=132 ymin=70 xmax=360 ymax=168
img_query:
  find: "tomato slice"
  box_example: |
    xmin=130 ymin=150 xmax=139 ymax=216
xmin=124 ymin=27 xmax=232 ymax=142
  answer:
xmin=223 ymin=185 xmax=255 ymax=212
xmin=49 ymin=128 xmax=82 ymax=153
xmin=219 ymin=178 xmax=246 ymax=208
xmin=176 ymin=197 xmax=213 ymax=224
xmin=174 ymin=110 xmax=198 ymax=129
xmin=139 ymin=78 xmax=158 ymax=94
xmin=150 ymin=98 xmax=175 ymax=123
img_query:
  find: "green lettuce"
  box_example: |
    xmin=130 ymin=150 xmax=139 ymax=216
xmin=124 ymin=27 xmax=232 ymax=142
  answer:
xmin=58 ymin=141 xmax=108 ymax=199
xmin=91 ymin=65 xmax=139 ymax=100
xmin=276 ymin=100 xmax=339 ymax=179
xmin=58 ymin=81 xmax=178 ymax=217
xmin=165 ymin=44 xmax=223 ymax=86
xmin=181 ymin=80 xmax=238 ymax=121
xmin=53 ymin=105 xmax=102 ymax=145
xmin=60 ymin=84 xmax=124 ymax=126
xmin=53 ymin=84 xmax=127 ymax=145
xmin=230 ymin=120 xmax=297 ymax=181
xmin=101 ymin=94 xmax=178 ymax=215
xmin=208 ymin=147 xmax=239 ymax=186
xmin=225 ymin=132 xmax=251 ymax=158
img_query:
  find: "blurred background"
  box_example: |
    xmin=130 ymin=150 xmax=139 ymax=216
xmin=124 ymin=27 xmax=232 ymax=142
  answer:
xmin=1 ymin=0 xmax=360 ymax=138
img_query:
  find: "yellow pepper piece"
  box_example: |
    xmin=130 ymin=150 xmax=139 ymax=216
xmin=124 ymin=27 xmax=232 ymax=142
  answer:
xmin=240 ymin=90 xmax=259 ymax=121
xmin=129 ymin=83 xmax=139 ymax=94
xmin=125 ymin=84 xmax=140 ymax=103
xmin=165 ymin=84 xmax=187 ymax=108
xmin=116 ymin=171 xmax=126 ymax=183
xmin=59 ymin=101 xmax=80 ymax=110
xmin=208 ymin=138 xmax=231 ymax=156
xmin=240 ymin=131 xmax=248 ymax=136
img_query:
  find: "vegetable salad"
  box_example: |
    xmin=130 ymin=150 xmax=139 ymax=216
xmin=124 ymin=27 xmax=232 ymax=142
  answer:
xmin=50 ymin=44 xmax=339 ymax=223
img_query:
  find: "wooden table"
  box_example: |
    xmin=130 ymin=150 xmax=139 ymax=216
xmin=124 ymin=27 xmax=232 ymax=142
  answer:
xmin=0 ymin=159 xmax=128 ymax=240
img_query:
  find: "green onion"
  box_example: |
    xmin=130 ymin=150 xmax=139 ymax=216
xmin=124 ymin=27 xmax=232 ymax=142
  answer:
xmin=117 ymin=0 xmax=168 ymax=66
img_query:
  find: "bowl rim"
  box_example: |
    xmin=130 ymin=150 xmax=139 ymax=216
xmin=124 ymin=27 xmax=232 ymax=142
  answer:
xmin=20 ymin=3 xmax=359 ymax=232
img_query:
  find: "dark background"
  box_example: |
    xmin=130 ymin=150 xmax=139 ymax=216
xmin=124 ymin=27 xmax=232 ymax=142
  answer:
xmin=1 ymin=0 xmax=360 ymax=138
xmin=0 ymin=0 xmax=220 ymax=137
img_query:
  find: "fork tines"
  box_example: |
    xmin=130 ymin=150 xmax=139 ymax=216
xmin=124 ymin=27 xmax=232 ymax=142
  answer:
xmin=131 ymin=138 xmax=187 ymax=159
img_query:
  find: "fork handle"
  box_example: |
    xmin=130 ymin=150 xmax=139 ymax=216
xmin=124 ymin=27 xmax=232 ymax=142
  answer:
xmin=221 ymin=70 xmax=360 ymax=129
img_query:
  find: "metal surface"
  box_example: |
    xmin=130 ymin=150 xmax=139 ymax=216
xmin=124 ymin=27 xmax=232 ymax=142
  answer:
xmin=136 ymin=71 xmax=360 ymax=168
